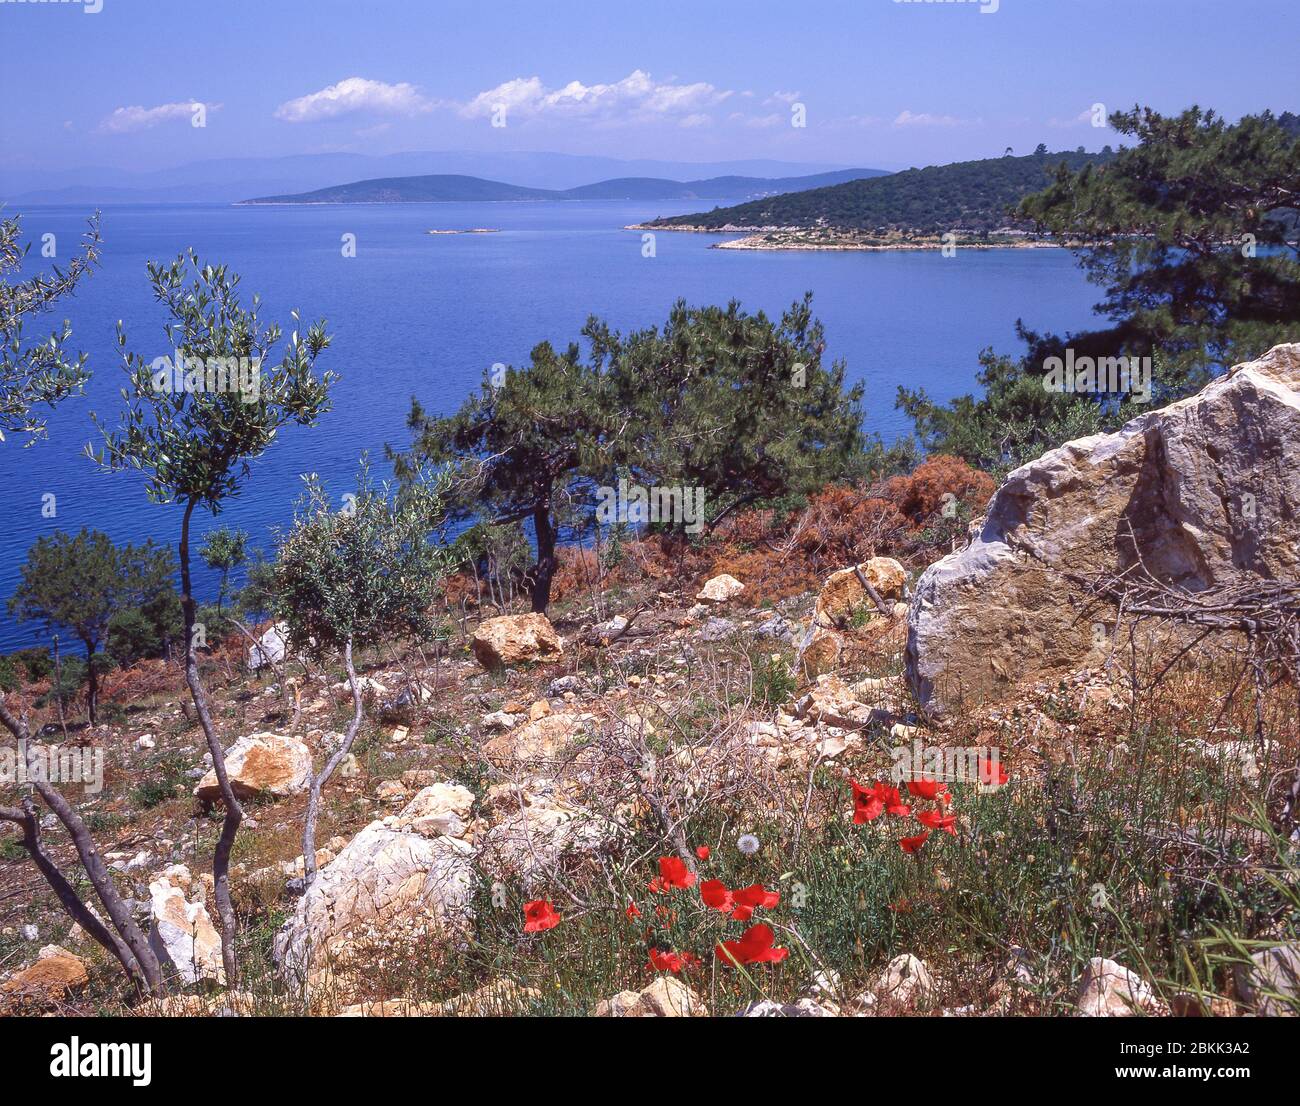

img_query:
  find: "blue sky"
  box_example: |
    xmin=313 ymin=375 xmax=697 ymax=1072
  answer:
xmin=2 ymin=0 xmax=1297 ymax=173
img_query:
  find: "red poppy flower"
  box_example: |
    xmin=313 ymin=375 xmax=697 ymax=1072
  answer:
xmin=899 ymin=831 xmax=931 ymax=854
xmin=978 ymin=755 xmax=1009 ymax=788
xmin=522 ymin=899 xmax=560 ymax=932
xmin=700 ymin=878 xmax=734 ymax=914
xmin=648 ymin=948 xmax=686 ymax=973
xmin=906 ymin=777 xmax=949 ymax=802
xmin=716 ymin=923 xmax=789 ymax=967
xmin=882 ymin=785 xmax=911 ymax=818
xmin=695 ymin=845 xmax=711 ymax=860
xmin=657 ymin=855 xmax=696 ymax=890
xmin=851 ymin=778 xmax=887 ymax=823
xmin=734 ymin=882 xmax=780 ymax=911
xmin=625 ymin=900 xmax=641 ymax=921
xmin=916 ymin=810 xmax=958 ymax=835
xmin=647 ymin=876 xmax=666 ymax=894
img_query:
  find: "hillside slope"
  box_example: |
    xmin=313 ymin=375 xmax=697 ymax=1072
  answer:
xmin=648 ymin=149 xmax=1111 ymax=235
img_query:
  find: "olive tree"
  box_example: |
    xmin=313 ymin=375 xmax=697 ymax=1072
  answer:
xmin=90 ymin=251 xmax=335 ymax=982
xmin=269 ymin=459 xmax=450 ymax=887
xmin=0 ymin=694 xmax=163 ymax=995
xmin=0 ymin=213 xmax=100 ymax=444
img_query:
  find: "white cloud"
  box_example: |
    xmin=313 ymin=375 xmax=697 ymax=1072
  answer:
xmin=98 ymin=101 xmax=219 ymax=134
xmin=459 ymin=70 xmax=732 ymax=124
xmin=765 ymin=90 xmax=802 ymax=106
xmin=1046 ymin=108 xmax=1095 ymax=128
xmin=893 ymin=110 xmax=968 ymax=127
xmin=274 ymin=77 xmax=436 ymax=123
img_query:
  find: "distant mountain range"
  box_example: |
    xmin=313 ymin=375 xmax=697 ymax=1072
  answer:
xmin=647 ymin=149 xmax=1114 ymax=236
xmin=1 ymin=150 xmax=880 ymax=205
xmin=238 ymin=168 xmax=888 ymax=205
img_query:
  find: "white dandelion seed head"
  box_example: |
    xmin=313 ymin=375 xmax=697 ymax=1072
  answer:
xmin=737 ymin=834 xmax=760 ymax=855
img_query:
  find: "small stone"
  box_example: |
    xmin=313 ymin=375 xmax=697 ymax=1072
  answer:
xmin=874 ymin=954 xmax=935 ymax=1007
xmin=193 ymin=732 xmax=312 ymax=803
xmin=696 ymin=574 xmax=745 ymax=604
xmin=1233 ymin=943 xmax=1300 ymax=1017
xmin=1076 ymin=957 xmax=1159 ymax=1017
xmin=472 ymin=612 xmax=563 ymax=670
xmin=593 ymin=976 xmax=705 ymax=1017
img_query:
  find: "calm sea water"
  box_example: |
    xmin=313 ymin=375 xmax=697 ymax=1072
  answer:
xmin=0 ymin=201 xmax=1100 ymax=650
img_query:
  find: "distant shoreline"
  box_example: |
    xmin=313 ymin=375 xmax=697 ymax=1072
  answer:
xmin=626 ymin=223 xmax=1066 ymax=252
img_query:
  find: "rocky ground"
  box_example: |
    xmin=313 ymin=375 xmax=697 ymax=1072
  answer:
xmin=3 ymin=347 xmax=1300 ymax=1019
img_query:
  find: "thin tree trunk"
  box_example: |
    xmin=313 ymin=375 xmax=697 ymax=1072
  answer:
xmin=52 ymin=636 xmax=69 ymax=740
xmin=301 ymin=638 xmax=363 ymax=890
xmin=0 ymin=797 xmax=148 ymax=994
xmin=83 ymin=637 xmax=98 ymax=727
xmin=179 ymin=496 xmax=243 ymax=985
xmin=0 ymin=694 xmax=163 ymax=995
xmin=530 ymin=500 xmax=558 ymax=614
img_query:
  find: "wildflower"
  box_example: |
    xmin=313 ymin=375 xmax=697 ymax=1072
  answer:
xmin=882 ymin=785 xmax=911 ymax=818
xmin=695 ymin=845 xmax=711 ymax=860
xmin=906 ymin=777 xmax=948 ymax=802
xmin=732 ymin=882 xmax=780 ymax=922
xmin=916 ymin=810 xmax=958 ymax=835
xmin=522 ymin=899 xmax=560 ymax=932
xmin=649 ymin=947 xmax=691 ymax=973
xmin=656 ymin=855 xmax=696 ymax=890
xmin=850 ymin=779 xmax=886 ymax=823
xmin=625 ymin=900 xmax=641 ymax=921
xmin=737 ymin=834 xmax=760 ymax=855
xmin=899 ymin=831 xmax=931 ymax=854
xmin=716 ymin=923 xmax=788 ymax=967
xmin=700 ymin=878 xmax=734 ymax=914
xmin=852 ymin=780 xmax=910 ymax=822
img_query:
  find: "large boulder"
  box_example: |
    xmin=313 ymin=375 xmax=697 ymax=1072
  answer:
xmin=472 ymin=613 xmax=564 ymax=670
xmin=194 ymin=732 xmax=313 ymax=803
xmin=908 ymin=345 xmax=1300 ymax=717
xmin=273 ymin=822 xmax=476 ymax=983
xmin=148 ymin=865 xmax=224 ymax=986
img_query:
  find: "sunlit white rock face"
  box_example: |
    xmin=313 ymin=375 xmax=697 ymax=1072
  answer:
xmin=908 ymin=343 xmax=1300 ymax=718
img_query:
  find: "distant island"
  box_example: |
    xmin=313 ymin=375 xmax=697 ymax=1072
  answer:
xmin=236 ymin=167 xmax=887 ymax=205
xmin=635 ymin=148 xmax=1113 ymax=249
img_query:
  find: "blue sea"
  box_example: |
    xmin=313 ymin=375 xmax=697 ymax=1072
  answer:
xmin=0 ymin=200 xmax=1101 ymax=651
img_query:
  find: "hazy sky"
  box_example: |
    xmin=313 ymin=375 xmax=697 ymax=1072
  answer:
xmin=2 ymin=0 xmax=1296 ymax=172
